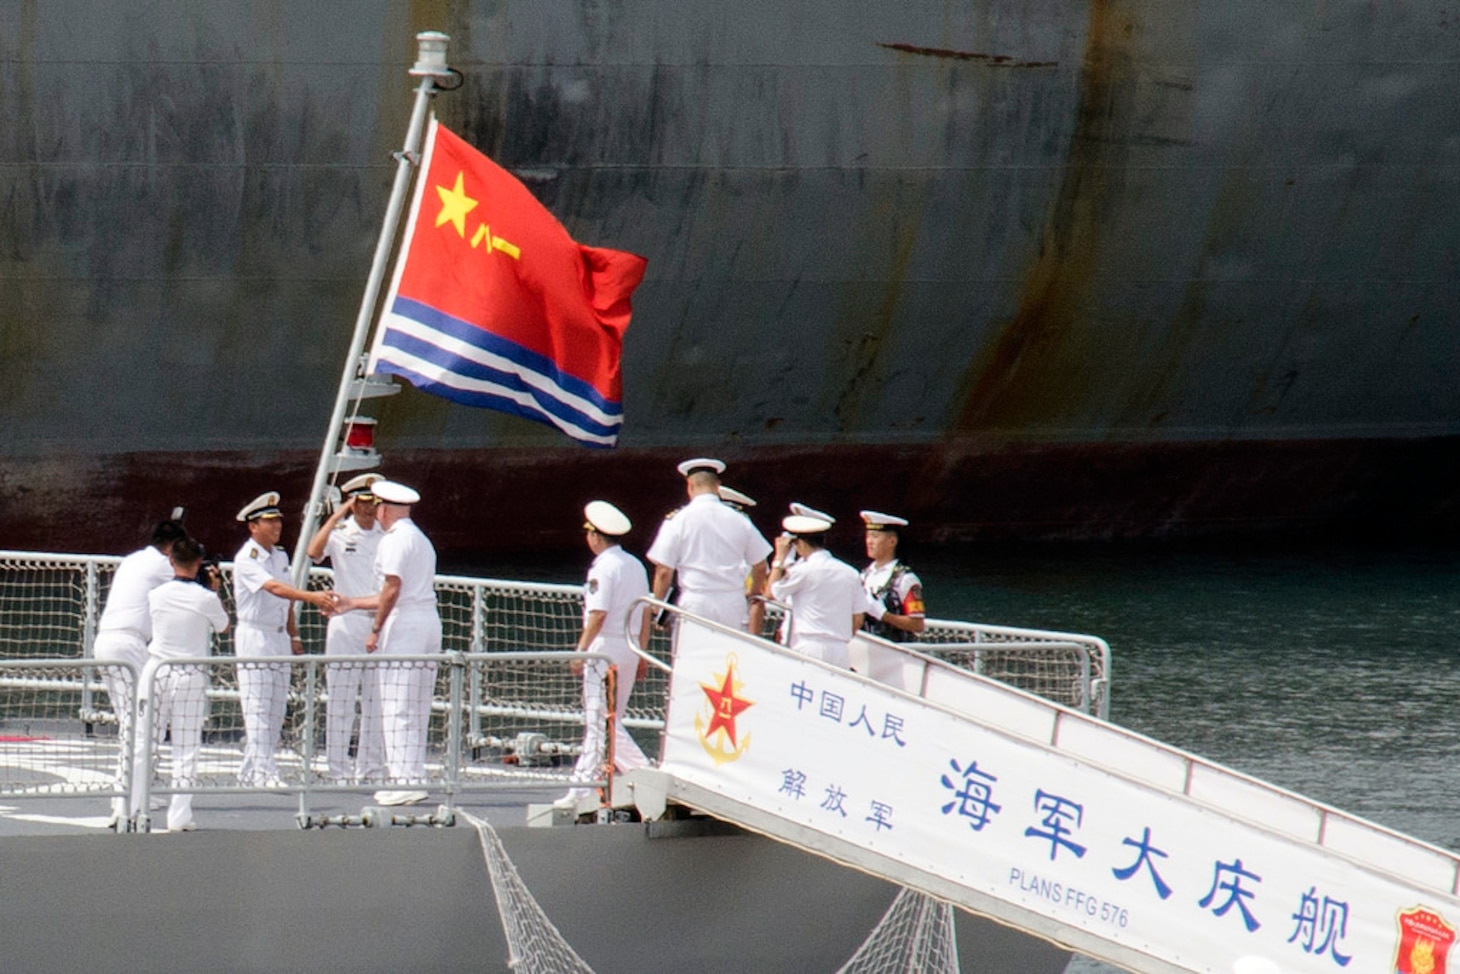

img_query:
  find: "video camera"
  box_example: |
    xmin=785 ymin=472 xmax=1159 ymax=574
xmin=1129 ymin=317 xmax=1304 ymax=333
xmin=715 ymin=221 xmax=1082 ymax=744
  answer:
xmin=194 ymin=546 xmax=223 ymax=591
xmin=168 ymin=506 xmax=222 ymax=591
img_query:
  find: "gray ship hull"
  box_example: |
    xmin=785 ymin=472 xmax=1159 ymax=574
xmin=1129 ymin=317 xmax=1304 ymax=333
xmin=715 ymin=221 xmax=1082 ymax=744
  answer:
xmin=2 ymin=2 xmax=1457 ymax=551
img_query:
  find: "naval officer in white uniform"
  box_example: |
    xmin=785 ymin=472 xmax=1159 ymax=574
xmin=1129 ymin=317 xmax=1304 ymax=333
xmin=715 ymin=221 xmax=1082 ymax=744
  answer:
xmin=767 ymin=514 xmax=865 ymax=669
xmin=772 ymin=502 xmax=838 ymax=642
xmin=94 ymin=517 xmax=187 ymax=820
xmin=305 ymin=473 xmax=387 ymax=783
xmin=337 ymin=480 xmax=442 ymax=806
xmin=559 ymin=501 xmax=653 ymax=808
xmin=231 ymin=492 xmax=335 ymax=787
xmin=647 ymin=458 xmax=771 ymax=634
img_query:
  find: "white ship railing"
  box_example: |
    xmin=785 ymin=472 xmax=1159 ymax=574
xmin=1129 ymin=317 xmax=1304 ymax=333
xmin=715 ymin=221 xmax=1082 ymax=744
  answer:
xmin=0 ymin=550 xmax=1112 ymax=830
xmin=0 ymin=652 xmax=619 ymax=831
xmin=0 ymin=549 xmax=1108 ymax=719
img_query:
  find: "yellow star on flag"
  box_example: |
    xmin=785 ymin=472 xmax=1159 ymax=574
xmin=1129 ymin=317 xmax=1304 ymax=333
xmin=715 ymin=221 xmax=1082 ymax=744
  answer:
xmin=434 ymin=171 xmax=478 ymax=237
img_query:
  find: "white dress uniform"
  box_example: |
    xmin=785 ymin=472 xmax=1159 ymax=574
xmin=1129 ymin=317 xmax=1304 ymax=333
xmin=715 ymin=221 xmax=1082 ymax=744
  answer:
xmin=566 ymin=543 xmax=651 ymax=799
xmin=94 ymin=545 xmax=173 ymax=808
xmin=771 ymin=548 xmax=865 ymax=669
xmin=773 ymin=503 xmax=839 ymax=641
xmin=231 ymin=538 xmax=293 ymax=786
xmin=142 ymin=578 xmax=228 ymax=831
xmin=373 ymin=515 xmax=442 ymax=785
xmin=314 ymin=516 xmax=385 ymax=782
xmin=647 ymin=493 xmax=771 ymax=629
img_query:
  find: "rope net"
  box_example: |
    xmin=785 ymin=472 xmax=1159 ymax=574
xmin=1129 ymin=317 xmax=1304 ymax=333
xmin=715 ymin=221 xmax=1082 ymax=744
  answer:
xmin=835 ymin=887 xmax=961 ymax=974
xmin=465 ymin=810 xmax=596 ymax=973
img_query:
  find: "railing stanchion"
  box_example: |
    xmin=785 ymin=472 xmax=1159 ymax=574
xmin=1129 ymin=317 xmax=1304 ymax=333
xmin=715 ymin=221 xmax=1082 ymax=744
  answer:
xmin=444 ymin=653 xmax=464 ymax=811
xmin=81 ymin=561 xmax=99 ymax=727
xmin=468 ymin=584 xmax=485 ymax=752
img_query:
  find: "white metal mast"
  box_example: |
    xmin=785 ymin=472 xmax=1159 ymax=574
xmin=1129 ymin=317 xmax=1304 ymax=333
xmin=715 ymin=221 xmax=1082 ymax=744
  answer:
xmin=287 ymin=31 xmax=456 ymax=589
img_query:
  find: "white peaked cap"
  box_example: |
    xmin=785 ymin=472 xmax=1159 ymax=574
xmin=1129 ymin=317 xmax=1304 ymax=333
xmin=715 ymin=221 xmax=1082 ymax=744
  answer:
xmin=584 ymin=500 xmax=632 ymax=536
xmin=341 ymin=473 xmax=384 ymax=496
xmin=372 ymin=481 xmax=421 ymax=505
xmin=789 ymin=502 xmax=836 ymax=524
xmin=718 ymin=485 xmax=757 ymax=508
xmin=236 ymin=492 xmax=282 ymax=522
xmin=676 ymin=457 xmax=726 ymax=477
xmin=860 ymin=510 xmax=909 ymax=529
xmin=782 ymin=514 xmax=832 ymax=536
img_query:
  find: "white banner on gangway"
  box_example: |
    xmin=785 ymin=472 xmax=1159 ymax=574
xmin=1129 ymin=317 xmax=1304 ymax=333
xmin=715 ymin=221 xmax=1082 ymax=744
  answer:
xmin=659 ymin=618 xmax=1459 ymax=974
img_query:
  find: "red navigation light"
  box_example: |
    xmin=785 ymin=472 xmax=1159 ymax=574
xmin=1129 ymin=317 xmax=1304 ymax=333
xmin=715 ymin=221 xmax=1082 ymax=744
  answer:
xmin=344 ymin=417 xmax=377 ymax=450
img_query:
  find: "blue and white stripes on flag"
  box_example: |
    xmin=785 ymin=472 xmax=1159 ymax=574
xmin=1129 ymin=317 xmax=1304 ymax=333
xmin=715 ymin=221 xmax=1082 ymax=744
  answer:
xmin=373 ymin=297 xmax=624 ymax=447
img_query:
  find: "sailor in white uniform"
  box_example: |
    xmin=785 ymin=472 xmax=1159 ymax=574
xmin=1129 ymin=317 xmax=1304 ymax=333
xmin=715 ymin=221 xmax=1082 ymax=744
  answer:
xmin=305 ymin=473 xmax=387 ymax=783
xmin=143 ymin=536 xmax=229 ymax=832
xmin=767 ymin=514 xmax=865 ymax=669
xmin=560 ymin=501 xmax=653 ymax=807
xmin=231 ymin=492 xmax=335 ymax=787
xmin=773 ymin=502 xmax=837 ymax=641
xmin=648 ymin=458 xmax=771 ymax=633
xmin=858 ymin=510 xmax=926 ymax=642
xmin=94 ymin=517 xmax=186 ymax=819
xmin=337 ymin=480 xmax=442 ymax=806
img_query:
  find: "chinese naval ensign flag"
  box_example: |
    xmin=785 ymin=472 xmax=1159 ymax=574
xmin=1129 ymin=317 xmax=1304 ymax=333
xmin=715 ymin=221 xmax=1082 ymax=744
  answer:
xmin=367 ymin=117 xmax=647 ymax=447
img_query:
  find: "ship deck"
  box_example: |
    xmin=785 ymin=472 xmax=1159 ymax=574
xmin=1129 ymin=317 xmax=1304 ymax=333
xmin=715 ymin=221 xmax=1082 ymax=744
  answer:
xmin=0 ymin=786 xmax=1076 ymax=974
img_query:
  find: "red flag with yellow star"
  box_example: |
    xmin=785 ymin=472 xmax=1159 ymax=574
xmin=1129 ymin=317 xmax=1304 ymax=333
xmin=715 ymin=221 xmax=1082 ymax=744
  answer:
xmin=367 ymin=117 xmax=647 ymax=447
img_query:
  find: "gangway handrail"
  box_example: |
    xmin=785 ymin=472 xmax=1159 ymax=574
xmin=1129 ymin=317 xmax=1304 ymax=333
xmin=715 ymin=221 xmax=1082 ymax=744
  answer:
xmin=919 ymin=618 xmax=1112 ymax=719
xmin=641 ymin=595 xmax=1102 ymax=715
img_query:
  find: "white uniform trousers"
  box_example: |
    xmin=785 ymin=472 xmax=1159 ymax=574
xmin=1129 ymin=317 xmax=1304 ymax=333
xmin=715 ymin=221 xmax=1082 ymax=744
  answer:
xmin=146 ymin=664 xmax=207 ymax=831
xmin=790 ymin=634 xmax=853 ymax=670
xmin=676 ymin=589 xmax=749 ymax=630
xmin=234 ymin=623 xmax=290 ymax=786
xmin=324 ymin=614 xmax=384 ymax=782
xmin=93 ymin=630 xmax=147 ymax=811
xmin=567 ymin=640 xmax=649 ymax=799
xmin=375 ymin=611 xmax=442 ymax=785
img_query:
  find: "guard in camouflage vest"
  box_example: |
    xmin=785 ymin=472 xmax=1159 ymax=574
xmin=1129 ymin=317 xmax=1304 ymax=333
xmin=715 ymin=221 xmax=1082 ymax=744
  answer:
xmin=858 ymin=511 xmax=926 ymax=643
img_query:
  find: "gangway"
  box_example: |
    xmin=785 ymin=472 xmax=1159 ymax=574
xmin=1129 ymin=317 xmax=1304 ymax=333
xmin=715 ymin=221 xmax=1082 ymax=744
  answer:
xmin=626 ymin=610 xmax=1460 ymax=974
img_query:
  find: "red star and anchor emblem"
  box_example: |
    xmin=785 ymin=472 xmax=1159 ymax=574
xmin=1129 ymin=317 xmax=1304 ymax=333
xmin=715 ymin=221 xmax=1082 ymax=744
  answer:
xmin=694 ymin=655 xmax=754 ymax=765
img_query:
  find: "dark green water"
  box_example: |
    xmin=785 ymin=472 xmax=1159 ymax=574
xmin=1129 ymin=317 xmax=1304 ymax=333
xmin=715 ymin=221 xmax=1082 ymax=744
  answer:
xmin=935 ymin=543 xmax=1460 ymax=844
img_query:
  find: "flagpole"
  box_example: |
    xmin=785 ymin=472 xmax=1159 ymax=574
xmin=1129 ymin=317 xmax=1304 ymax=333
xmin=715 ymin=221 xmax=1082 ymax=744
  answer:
xmin=288 ymin=31 xmax=455 ymax=589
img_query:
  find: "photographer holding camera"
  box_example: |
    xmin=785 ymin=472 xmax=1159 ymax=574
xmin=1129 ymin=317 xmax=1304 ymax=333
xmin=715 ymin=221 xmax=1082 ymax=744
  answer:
xmin=143 ymin=536 xmax=229 ymax=831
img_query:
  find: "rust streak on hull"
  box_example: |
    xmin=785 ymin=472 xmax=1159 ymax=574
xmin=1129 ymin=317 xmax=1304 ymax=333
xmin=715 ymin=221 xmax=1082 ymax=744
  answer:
xmin=953 ymin=0 xmax=1136 ymax=434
